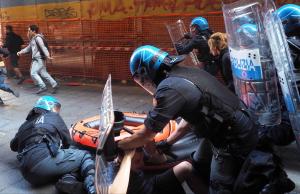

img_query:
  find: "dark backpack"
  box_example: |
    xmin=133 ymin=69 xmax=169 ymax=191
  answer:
xmin=6 ymin=33 xmax=24 ymax=53
xmin=35 ymin=35 xmax=50 ymax=60
xmin=16 ymin=34 xmax=24 ymax=48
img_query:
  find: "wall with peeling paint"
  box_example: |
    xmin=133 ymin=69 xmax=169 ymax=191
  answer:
xmin=1 ymin=0 xmax=299 ymax=22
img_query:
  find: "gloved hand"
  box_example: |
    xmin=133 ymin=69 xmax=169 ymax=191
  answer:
xmin=155 ymin=139 xmax=171 ymax=152
xmin=183 ymin=32 xmax=192 ymax=39
xmin=175 ymin=43 xmax=184 ymax=54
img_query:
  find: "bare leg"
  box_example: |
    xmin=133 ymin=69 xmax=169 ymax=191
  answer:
xmin=13 ymin=67 xmax=23 ymax=78
xmin=173 ymin=161 xmax=193 ymax=183
xmin=173 ymin=161 xmax=209 ymax=194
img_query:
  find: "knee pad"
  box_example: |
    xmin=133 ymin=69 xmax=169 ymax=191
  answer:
xmin=81 ymin=152 xmax=95 ymax=177
xmin=56 ymin=173 xmax=84 ymax=194
xmin=84 ymin=174 xmax=96 ymax=194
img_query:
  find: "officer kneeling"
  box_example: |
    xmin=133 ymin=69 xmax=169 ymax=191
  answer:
xmin=10 ymin=96 xmax=95 ymax=194
xmin=118 ymin=45 xmax=258 ymax=194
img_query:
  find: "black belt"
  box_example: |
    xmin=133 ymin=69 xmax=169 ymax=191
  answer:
xmin=16 ymin=143 xmax=45 ymax=161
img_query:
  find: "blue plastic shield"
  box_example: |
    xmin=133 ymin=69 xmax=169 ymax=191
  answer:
xmin=264 ymin=3 xmax=300 ymax=149
xmin=95 ymin=75 xmax=116 ymax=194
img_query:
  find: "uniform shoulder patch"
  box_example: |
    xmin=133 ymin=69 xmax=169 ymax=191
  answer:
xmin=35 ymin=116 xmax=44 ymax=124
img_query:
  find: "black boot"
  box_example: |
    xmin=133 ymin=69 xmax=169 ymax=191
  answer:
xmin=260 ymin=177 xmax=295 ymax=194
xmin=9 ymin=88 xmax=19 ymax=97
xmin=55 ymin=173 xmax=85 ymax=194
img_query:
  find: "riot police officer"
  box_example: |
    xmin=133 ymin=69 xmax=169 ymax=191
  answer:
xmin=118 ymin=45 xmax=258 ymax=194
xmin=230 ymin=21 xmax=295 ymax=194
xmin=236 ymin=22 xmax=296 ymax=147
xmin=175 ymin=17 xmax=215 ymax=70
xmin=10 ymin=96 xmax=95 ymax=194
xmin=277 ymin=4 xmax=300 ymax=68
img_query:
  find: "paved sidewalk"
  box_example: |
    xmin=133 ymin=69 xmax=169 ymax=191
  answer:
xmin=0 ymin=78 xmax=299 ymax=194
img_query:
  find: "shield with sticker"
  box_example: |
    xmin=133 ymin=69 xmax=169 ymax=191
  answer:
xmin=222 ymin=0 xmax=281 ymax=126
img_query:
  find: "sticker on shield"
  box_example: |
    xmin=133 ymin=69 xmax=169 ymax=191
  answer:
xmin=230 ymin=48 xmax=263 ymax=81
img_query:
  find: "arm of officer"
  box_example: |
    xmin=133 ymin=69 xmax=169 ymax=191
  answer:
xmin=166 ymin=119 xmax=190 ymax=145
xmin=156 ymin=119 xmax=190 ymax=151
xmin=119 ymin=85 xmax=186 ymax=150
xmin=176 ymin=39 xmax=195 ymax=54
xmin=178 ymin=35 xmax=206 ymax=55
xmin=118 ymin=125 xmax=156 ymax=150
xmin=109 ymin=150 xmax=135 ymax=194
xmin=56 ymin=115 xmax=73 ymax=148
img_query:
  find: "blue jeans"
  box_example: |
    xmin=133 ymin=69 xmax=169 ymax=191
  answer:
xmin=0 ymin=74 xmax=13 ymax=93
xmin=31 ymin=58 xmax=57 ymax=88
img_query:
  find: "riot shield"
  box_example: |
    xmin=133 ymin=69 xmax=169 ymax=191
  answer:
xmin=165 ymin=19 xmax=202 ymax=68
xmin=263 ymin=1 xmax=300 ymax=149
xmin=222 ymin=0 xmax=281 ymax=126
xmin=95 ymin=75 xmax=116 ymax=194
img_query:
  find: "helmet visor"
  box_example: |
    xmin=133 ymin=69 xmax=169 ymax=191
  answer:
xmin=133 ymin=73 xmax=156 ymax=95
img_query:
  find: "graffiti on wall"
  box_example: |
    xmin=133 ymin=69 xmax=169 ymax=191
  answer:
xmin=0 ymin=11 xmax=10 ymax=20
xmin=98 ymin=0 xmax=129 ymax=15
xmin=87 ymin=0 xmax=299 ymax=19
xmin=86 ymin=0 xmax=222 ymax=19
xmin=0 ymin=0 xmax=299 ymax=21
xmin=133 ymin=0 xmax=177 ymax=13
xmin=45 ymin=7 xmax=78 ymax=19
xmin=128 ymin=0 xmax=221 ymax=14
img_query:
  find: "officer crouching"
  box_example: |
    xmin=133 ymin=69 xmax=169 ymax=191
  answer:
xmin=118 ymin=45 xmax=259 ymax=194
xmin=10 ymin=96 xmax=95 ymax=194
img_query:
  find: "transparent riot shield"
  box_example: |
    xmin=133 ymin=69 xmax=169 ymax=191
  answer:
xmin=165 ymin=19 xmax=202 ymax=68
xmin=264 ymin=1 xmax=300 ymax=149
xmin=222 ymin=0 xmax=281 ymax=126
xmin=95 ymin=75 xmax=116 ymax=194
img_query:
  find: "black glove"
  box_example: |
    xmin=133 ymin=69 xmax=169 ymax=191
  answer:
xmin=183 ymin=32 xmax=192 ymax=39
xmin=175 ymin=43 xmax=184 ymax=54
xmin=155 ymin=140 xmax=171 ymax=152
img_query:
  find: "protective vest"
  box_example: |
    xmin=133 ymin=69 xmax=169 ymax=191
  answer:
xmin=168 ymin=65 xmax=241 ymax=122
xmin=15 ymin=115 xmax=46 ymax=152
xmin=15 ymin=110 xmax=59 ymax=152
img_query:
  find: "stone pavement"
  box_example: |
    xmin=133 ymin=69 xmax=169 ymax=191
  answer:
xmin=0 ymin=78 xmax=299 ymax=194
